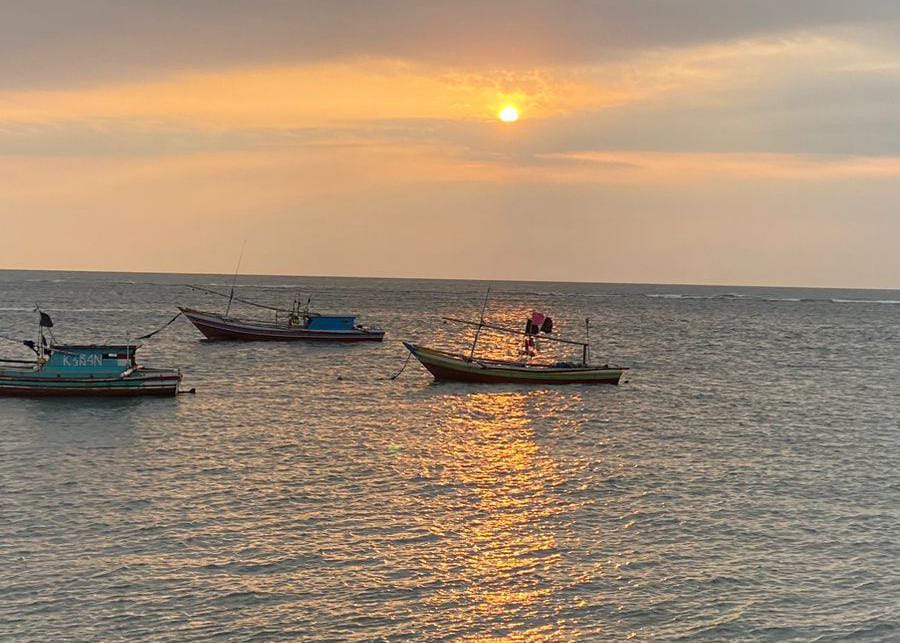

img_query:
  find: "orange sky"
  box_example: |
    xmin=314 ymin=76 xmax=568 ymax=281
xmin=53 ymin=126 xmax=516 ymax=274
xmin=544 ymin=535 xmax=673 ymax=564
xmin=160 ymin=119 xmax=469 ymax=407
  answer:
xmin=2 ymin=2 xmax=900 ymax=287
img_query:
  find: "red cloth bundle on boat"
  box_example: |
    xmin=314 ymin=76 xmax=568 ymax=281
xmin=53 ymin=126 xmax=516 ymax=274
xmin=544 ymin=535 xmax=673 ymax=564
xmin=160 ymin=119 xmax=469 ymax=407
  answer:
xmin=525 ymin=312 xmax=553 ymax=335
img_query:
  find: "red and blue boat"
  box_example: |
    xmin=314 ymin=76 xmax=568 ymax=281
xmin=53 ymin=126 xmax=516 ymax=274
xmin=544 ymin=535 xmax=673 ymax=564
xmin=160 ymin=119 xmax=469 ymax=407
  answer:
xmin=180 ymin=307 xmax=385 ymax=342
xmin=180 ymin=287 xmax=384 ymax=342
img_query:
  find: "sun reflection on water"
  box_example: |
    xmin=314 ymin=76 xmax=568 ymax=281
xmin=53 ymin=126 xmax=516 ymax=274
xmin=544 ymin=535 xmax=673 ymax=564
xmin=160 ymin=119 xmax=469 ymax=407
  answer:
xmin=420 ymin=391 xmax=571 ymax=638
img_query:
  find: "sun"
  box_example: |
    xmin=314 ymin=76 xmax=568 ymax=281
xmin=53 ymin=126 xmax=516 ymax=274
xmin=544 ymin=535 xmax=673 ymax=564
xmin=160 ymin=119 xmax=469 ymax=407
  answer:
xmin=498 ymin=105 xmax=519 ymax=123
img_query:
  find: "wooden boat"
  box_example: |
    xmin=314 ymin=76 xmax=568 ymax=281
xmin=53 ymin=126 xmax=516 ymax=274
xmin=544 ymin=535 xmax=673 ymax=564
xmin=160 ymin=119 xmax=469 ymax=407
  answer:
xmin=181 ymin=249 xmax=385 ymax=342
xmin=0 ymin=312 xmax=182 ymax=396
xmin=180 ymin=306 xmax=385 ymax=342
xmin=403 ymin=343 xmax=625 ymax=384
xmin=404 ymin=291 xmax=626 ymax=385
xmin=180 ymin=283 xmax=383 ymax=342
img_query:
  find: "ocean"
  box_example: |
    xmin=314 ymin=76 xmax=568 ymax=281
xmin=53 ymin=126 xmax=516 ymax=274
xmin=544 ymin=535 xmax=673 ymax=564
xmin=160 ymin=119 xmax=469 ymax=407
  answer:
xmin=1 ymin=270 xmax=898 ymax=641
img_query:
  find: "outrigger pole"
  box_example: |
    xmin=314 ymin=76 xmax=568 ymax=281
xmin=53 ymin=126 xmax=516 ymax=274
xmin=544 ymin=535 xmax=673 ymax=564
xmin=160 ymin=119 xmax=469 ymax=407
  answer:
xmin=443 ymin=316 xmax=591 ymax=349
xmin=186 ymin=285 xmax=290 ymax=313
xmin=469 ymin=287 xmax=491 ymax=360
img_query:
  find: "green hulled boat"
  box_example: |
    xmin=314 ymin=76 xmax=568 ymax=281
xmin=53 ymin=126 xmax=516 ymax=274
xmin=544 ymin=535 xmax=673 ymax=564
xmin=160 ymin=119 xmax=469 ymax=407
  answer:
xmin=404 ymin=291 xmax=628 ymax=385
xmin=403 ymin=342 xmax=626 ymax=384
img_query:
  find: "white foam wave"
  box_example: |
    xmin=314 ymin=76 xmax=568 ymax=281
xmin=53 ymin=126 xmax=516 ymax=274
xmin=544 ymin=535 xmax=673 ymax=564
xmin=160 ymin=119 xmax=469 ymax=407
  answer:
xmin=645 ymin=293 xmax=900 ymax=305
xmin=830 ymin=298 xmax=900 ymax=305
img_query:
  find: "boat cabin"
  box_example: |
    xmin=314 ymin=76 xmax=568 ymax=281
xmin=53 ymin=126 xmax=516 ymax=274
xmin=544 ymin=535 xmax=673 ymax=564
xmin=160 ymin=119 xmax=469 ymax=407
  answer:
xmin=305 ymin=314 xmax=356 ymax=331
xmin=41 ymin=345 xmax=138 ymax=376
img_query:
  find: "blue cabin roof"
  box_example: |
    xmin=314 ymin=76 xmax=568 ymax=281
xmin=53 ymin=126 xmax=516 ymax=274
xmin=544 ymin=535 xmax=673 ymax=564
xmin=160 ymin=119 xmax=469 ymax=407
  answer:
xmin=306 ymin=314 xmax=356 ymax=331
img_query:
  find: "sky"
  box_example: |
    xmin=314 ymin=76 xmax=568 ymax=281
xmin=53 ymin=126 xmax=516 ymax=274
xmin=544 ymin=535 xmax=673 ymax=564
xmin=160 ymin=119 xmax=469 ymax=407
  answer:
xmin=2 ymin=1 xmax=900 ymax=287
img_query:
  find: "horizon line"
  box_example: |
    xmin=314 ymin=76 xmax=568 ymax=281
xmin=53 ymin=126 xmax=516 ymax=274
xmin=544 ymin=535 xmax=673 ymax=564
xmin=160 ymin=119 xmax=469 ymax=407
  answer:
xmin=0 ymin=266 xmax=897 ymax=292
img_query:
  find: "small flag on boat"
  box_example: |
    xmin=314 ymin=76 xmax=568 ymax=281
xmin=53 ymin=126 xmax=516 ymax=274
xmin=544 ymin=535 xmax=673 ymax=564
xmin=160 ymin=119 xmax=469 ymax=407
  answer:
xmin=39 ymin=312 xmax=54 ymax=328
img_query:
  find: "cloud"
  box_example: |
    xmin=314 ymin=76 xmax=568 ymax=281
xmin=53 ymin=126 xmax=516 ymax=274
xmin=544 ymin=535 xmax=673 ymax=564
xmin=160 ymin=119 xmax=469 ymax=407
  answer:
xmin=3 ymin=3 xmax=900 ymax=286
xmin=535 ymin=151 xmax=900 ymax=182
xmin=4 ymin=32 xmax=898 ymax=158
xmin=0 ymin=60 xmax=627 ymax=128
xmin=3 ymin=1 xmax=900 ymax=88
xmin=2 ymin=147 xmax=899 ymax=286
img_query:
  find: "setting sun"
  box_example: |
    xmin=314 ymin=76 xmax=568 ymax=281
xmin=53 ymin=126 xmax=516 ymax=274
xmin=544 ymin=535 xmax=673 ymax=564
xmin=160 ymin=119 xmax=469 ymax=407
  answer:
xmin=498 ymin=105 xmax=519 ymax=122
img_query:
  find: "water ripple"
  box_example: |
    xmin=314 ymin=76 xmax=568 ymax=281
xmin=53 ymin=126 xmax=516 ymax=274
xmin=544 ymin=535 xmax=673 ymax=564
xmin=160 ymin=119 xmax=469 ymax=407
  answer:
xmin=1 ymin=272 xmax=899 ymax=640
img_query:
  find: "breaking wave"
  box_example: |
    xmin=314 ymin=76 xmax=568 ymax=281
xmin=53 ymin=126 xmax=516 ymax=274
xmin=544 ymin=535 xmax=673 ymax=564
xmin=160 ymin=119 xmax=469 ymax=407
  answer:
xmin=644 ymin=293 xmax=900 ymax=305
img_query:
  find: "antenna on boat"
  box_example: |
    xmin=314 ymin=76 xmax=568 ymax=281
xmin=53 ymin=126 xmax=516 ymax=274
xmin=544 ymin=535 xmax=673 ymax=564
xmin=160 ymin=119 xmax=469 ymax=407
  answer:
xmin=584 ymin=318 xmax=591 ymax=365
xmin=225 ymin=239 xmax=246 ymax=317
xmin=469 ymin=286 xmax=490 ymax=360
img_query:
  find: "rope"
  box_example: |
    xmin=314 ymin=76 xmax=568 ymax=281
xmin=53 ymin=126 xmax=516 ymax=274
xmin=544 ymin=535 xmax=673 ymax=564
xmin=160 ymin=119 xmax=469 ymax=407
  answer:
xmin=185 ymin=285 xmax=291 ymax=313
xmin=387 ymin=352 xmax=412 ymax=380
xmin=135 ymin=311 xmax=183 ymax=340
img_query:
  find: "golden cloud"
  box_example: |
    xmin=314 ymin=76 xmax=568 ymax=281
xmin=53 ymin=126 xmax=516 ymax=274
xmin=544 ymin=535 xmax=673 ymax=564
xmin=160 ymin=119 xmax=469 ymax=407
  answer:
xmin=0 ymin=60 xmax=627 ymax=127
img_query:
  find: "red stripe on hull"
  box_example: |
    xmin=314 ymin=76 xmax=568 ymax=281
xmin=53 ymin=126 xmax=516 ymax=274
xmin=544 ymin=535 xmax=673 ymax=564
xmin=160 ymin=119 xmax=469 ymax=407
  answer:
xmin=183 ymin=313 xmax=384 ymax=342
xmin=420 ymin=361 xmax=622 ymax=385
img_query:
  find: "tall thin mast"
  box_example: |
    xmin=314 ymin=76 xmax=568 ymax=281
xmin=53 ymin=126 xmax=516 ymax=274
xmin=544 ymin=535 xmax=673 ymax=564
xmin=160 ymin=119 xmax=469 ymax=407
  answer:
xmin=584 ymin=318 xmax=590 ymax=365
xmin=225 ymin=239 xmax=246 ymax=317
xmin=469 ymin=287 xmax=490 ymax=360
xmin=36 ymin=308 xmax=43 ymax=361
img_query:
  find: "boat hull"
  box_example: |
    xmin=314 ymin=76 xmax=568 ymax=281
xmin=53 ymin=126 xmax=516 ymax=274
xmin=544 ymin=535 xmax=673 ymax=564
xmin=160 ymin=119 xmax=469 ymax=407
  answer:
xmin=0 ymin=372 xmax=181 ymax=397
xmin=404 ymin=343 xmax=625 ymax=385
xmin=180 ymin=308 xmax=385 ymax=342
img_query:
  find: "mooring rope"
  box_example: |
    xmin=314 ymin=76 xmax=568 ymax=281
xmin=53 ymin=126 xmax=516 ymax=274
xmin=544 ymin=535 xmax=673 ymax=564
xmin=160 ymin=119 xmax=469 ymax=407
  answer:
xmin=387 ymin=352 xmax=413 ymax=380
xmin=134 ymin=311 xmax=183 ymax=340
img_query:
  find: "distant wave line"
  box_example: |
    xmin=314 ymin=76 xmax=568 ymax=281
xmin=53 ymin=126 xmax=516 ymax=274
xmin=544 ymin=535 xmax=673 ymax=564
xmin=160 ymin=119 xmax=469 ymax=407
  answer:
xmin=644 ymin=293 xmax=900 ymax=305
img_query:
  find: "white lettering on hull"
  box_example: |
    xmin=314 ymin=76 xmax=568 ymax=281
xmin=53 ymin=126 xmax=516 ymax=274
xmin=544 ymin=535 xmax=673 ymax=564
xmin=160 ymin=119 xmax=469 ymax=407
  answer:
xmin=62 ymin=354 xmax=104 ymax=367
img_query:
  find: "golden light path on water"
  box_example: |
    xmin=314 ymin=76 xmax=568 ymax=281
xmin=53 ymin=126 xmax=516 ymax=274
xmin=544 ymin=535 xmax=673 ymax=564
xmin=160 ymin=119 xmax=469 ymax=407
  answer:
xmin=426 ymin=392 xmax=563 ymax=636
xmin=374 ymin=378 xmax=628 ymax=641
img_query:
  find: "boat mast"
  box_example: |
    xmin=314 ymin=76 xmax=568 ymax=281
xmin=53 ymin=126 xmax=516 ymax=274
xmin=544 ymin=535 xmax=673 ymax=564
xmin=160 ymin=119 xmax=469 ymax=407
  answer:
xmin=584 ymin=318 xmax=590 ymax=365
xmin=36 ymin=309 xmax=43 ymax=361
xmin=469 ymin=287 xmax=490 ymax=360
xmin=225 ymin=239 xmax=246 ymax=317
xmin=34 ymin=306 xmax=52 ymax=362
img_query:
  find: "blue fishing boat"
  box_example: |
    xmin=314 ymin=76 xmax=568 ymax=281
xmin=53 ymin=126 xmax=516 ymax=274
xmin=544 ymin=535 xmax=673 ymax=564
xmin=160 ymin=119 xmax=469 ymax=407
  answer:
xmin=181 ymin=286 xmax=384 ymax=342
xmin=0 ymin=312 xmax=182 ymax=396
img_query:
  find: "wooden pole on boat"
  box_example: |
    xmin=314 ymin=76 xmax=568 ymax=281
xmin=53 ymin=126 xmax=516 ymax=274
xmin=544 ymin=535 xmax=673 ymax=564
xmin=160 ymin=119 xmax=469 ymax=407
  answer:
xmin=469 ymin=287 xmax=490 ymax=360
xmin=186 ymin=285 xmax=289 ymax=313
xmin=225 ymin=239 xmax=246 ymax=317
xmin=584 ymin=318 xmax=590 ymax=365
xmin=36 ymin=307 xmax=43 ymax=362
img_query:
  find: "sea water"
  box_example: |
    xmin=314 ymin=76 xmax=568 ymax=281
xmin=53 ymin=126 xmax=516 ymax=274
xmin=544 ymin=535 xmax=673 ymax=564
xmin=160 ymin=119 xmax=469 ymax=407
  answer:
xmin=1 ymin=270 xmax=898 ymax=640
